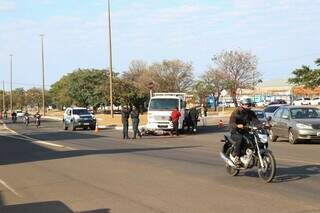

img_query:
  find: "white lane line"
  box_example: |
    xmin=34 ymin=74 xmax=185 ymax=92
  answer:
xmin=278 ymin=157 xmax=320 ymax=165
xmin=1 ymin=123 xmax=73 ymax=149
xmin=33 ymin=140 xmax=64 ymax=148
xmin=0 ymin=179 xmax=21 ymax=197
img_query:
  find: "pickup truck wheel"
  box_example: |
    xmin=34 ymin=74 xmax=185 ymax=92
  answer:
xmin=63 ymin=122 xmax=68 ymax=130
xmin=70 ymin=122 xmax=76 ymax=131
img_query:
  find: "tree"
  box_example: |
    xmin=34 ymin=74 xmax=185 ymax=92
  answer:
xmin=12 ymin=88 xmax=25 ymax=109
xmin=49 ymin=75 xmax=73 ymax=109
xmin=288 ymin=58 xmax=320 ymax=88
xmin=202 ymin=68 xmax=227 ymax=111
xmin=68 ymin=69 xmax=106 ymax=109
xmin=212 ymin=50 xmax=259 ymax=106
xmin=150 ymin=59 xmax=194 ymax=92
xmin=25 ymin=88 xmax=43 ymax=109
xmin=192 ymin=80 xmax=213 ymax=105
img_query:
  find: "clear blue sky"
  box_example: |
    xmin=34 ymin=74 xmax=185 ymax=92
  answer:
xmin=0 ymin=0 xmax=319 ymax=89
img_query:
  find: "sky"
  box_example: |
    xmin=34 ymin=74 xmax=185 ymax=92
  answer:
xmin=0 ymin=0 xmax=320 ymax=89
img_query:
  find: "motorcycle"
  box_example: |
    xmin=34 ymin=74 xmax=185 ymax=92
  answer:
xmin=220 ymin=125 xmax=276 ymax=183
xmin=24 ymin=115 xmax=30 ymax=126
xmin=34 ymin=115 xmax=41 ymax=128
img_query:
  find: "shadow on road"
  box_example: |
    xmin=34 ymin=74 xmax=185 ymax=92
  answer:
xmin=183 ymin=125 xmax=229 ymax=135
xmin=0 ymin=200 xmax=110 ymax=213
xmin=22 ymin=131 xmax=106 ymax=141
xmin=0 ymin=135 xmax=199 ymax=165
xmin=243 ymin=165 xmax=320 ymax=183
xmin=274 ymin=164 xmax=320 ymax=183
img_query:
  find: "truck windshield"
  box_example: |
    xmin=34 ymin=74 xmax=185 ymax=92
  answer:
xmin=149 ymin=99 xmax=179 ymax=111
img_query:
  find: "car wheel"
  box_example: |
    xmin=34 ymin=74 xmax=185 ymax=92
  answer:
xmin=90 ymin=125 xmax=96 ymax=130
xmin=63 ymin=122 xmax=68 ymax=130
xmin=269 ymin=129 xmax=278 ymax=142
xmin=70 ymin=122 xmax=76 ymax=131
xmin=288 ymin=129 xmax=298 ymax=144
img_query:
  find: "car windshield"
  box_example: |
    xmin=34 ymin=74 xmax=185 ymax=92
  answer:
xmin=254 ymin=111 xmax=265 ymax=119
xmin=290 ymin=108 xmax=320 ymax=119
xmin=264 ymin=106 xmax=280 ymax=113
xmin=73 ymin=109 xmax=90 ymax=115
xmin=149 ymin=98 xmax=179 ymax=111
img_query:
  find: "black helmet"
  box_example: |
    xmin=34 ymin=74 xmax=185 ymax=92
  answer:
xmin=240 ymin=98 xmax=253 ymax=107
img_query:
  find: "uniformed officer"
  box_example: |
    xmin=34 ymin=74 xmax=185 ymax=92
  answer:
xmin=130 ymin=106 xmax=142 ymax=139
xmin=121 ymin=106 xmax=130 ymax=139
xmin=189 ymin=106 xmax=199 ymax=133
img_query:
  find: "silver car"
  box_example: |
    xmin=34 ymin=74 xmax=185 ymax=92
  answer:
xmin=269 ymin=106 xmax=320 ymax=144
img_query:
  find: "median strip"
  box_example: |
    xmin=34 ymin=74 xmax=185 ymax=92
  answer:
xmin=0 ymin=178 xmax=21 ymax=197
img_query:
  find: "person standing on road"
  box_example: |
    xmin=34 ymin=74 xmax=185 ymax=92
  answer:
xmin=130 ymin=106 xmax=142 ymax=139
xmin=189 ymin=106 xmax=199 ymax=133
xmin=121 ymin=106 xmax=130 ymax=139
xmin=229 ymin=99 xmax=261 ymax=166
xmin=170 ymin=107 xmax=181 ymax=136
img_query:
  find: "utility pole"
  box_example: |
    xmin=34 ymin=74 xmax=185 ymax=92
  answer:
xmin=9 ymin=54 xmax=13 ymax=112
xmin=107 ymin=0 xmax=114 ymax=118
xmin=40 ymin=34 xmax=46 ymax=116
xmin=2 ymin=80 xmax=5 ymax=112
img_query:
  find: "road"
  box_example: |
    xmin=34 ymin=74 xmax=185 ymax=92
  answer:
xmin=0 ymin=118 xmax=319 ymax=213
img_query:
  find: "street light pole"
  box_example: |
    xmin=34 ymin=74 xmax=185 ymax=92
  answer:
xmin=2 ymin=80 xmax=5 ymax=112
xmin=107 ymin=0 xmax=114 ymax=118
xmin=40 ymin=34 xmax=46 ymax=116
xmin=9 ymin=54 xmax=13 ymax=112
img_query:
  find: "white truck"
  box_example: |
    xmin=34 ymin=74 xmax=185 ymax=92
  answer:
xmin=146 ymin=93 xmax=186 ymax=134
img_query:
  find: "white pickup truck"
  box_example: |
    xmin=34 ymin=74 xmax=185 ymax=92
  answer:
xmin=146 ymin=93 xmax=186 ymax=134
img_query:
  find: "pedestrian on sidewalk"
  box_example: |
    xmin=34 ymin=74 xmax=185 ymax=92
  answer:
xmin=121 ymin=106 xmax=130 ymax=139
xmin=130 ymin=106 xmax=142 ymax=139
xmin=201 ymin=104 xmax=207 ymax=126
xmin=170 ymin=107 xmax=181 ymax=136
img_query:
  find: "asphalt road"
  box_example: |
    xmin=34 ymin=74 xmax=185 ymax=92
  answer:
xmin=0 ymin=118 xmax=320 ymax=213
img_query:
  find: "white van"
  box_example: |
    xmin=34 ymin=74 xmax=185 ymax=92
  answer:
xmin=146 ymin=93 xmax=186 ymax=133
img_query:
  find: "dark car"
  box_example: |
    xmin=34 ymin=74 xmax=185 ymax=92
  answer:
xmin=268 ymin=99 xmax=287 ymax=105
xmin=252 ymin=109 xmax=266 ymax=123
xmin=269 ymin=106 xmax=320 ymax=144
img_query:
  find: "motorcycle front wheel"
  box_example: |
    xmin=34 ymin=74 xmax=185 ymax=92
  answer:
xmin=257 ymin=150 xmax=276 ymax=183
xmin=225 ymin=147 xmax=239 ymax=176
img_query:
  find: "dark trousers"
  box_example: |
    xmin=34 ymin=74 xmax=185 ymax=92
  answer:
xmin=132 ymin=119 xmax=141 ymax=139
xmin=230 ymin=131 xmax=244 ymax=157
xmin=191 ymin=119 xmax=197 ymax=132
xmin=172 ymin=121 xmax=179 ymax=136
xmin=123 ymin=122 xmax=129 ymax=139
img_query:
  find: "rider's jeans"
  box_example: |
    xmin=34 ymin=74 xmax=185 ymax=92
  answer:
xmin=230 ymin=131 xmax=244 ymax=157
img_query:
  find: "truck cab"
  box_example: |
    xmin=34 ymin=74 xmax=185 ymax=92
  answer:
xmin=146 ymin=93 xmax=186 ymax=133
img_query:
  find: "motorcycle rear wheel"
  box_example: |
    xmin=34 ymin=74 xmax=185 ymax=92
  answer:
xmin=225 ymin=148 xmax=239 ymax=176
xmin=257 ymin=150 xmax=276 ymax=183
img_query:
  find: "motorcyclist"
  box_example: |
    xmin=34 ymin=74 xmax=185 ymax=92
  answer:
xmin=229 ymin=98 xmax=261 ymax=166
xmin=34 ymin=111 xmax=41 ymax=126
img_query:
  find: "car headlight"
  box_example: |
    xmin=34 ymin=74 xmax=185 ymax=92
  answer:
xmin=148 ymin=116 xmax=156 ymax=122
xmin=296 ymin=123 xmax=313 ymax=129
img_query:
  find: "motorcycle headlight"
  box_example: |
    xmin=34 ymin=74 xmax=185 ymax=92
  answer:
xmin=258 ymin=134 xmax=268 ymax=143
xmin=296 ymin=123 xmax=313 ymax=129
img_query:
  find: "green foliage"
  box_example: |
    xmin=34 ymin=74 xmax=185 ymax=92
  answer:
xmin=288 ymin=58 xmax=320 ymax=88
xmin=192 ymin=80 xmax=213 ymax=105
xmin=49 ymin=75 xmax=73 ymax=109
xmin=68 ymin=69 xmax=106 ymax=108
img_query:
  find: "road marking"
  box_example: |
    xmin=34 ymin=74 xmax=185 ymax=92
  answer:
xmin=1 ymin=122 xmax=75 ymax=149
xmin=277 ymin=157 xmax=320 ymax=165
xmin=0 ymin=179 xmax=21 ymax=197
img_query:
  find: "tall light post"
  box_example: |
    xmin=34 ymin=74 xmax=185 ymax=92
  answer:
xmin=107 ymin=0 xmax=114 ymax=118
xmin=40 ymin=34 xmax=46 ymax=116
xmin=9 ymin=54 xmax=13 ymax=112
xmin=2 ymin=80 xmax=5 ymax=112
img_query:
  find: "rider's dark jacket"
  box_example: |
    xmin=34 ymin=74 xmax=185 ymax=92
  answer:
xmin=229 ymin=107 xmax=261 ymax=134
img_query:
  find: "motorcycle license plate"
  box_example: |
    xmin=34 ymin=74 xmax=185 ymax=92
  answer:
xmin=84 ymin=123 xmax=90 ymax=125
xmin=317 ymin=132 xmax=320 ymax=136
